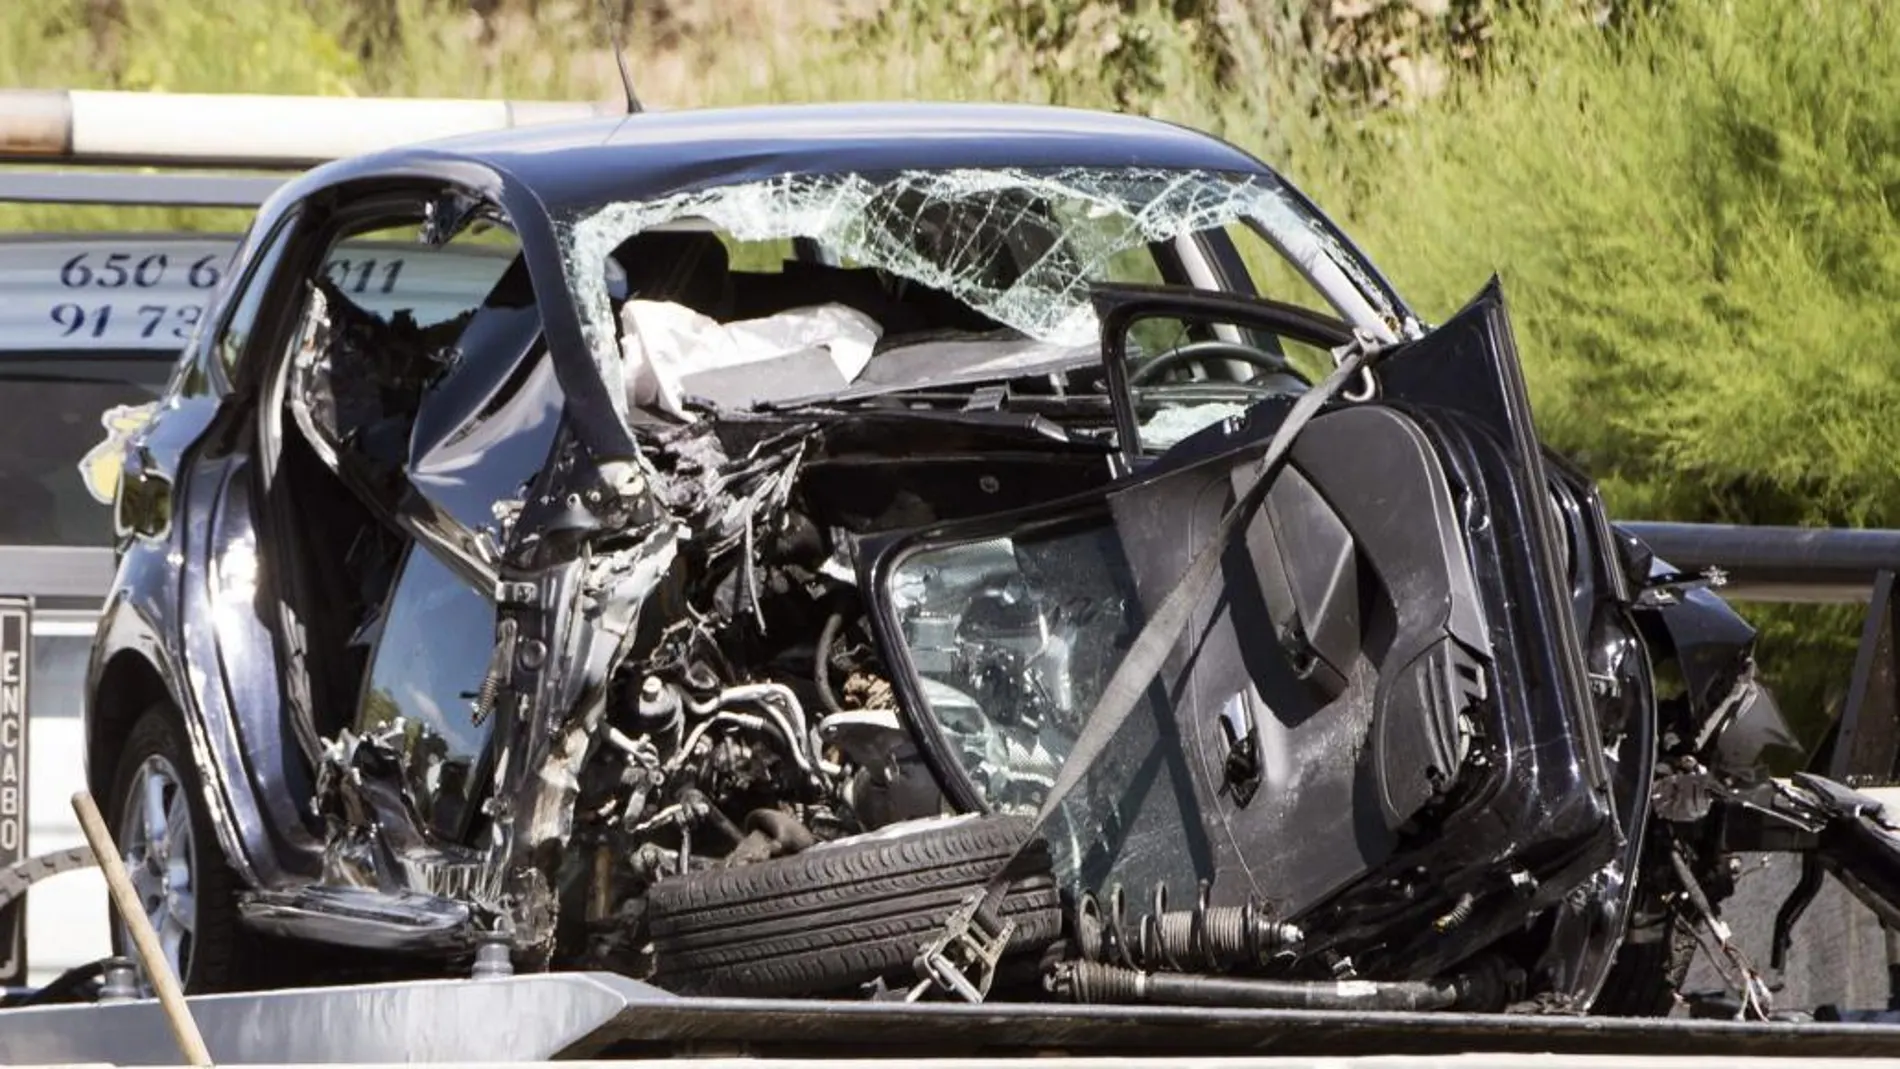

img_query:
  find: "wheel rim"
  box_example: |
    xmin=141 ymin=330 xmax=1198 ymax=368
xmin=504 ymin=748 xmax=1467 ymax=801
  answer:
xmin=116 ymin=755 xmax=197 ymax=986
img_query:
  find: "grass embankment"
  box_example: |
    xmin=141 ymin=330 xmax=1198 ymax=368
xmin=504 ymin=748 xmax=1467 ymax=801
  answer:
xmin=9 ymin=0 xmax=1896 ymax=742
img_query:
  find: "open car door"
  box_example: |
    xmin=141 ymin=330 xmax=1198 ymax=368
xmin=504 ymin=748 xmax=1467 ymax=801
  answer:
xmin=867 ymin=281 xmax=1629 ymax=1001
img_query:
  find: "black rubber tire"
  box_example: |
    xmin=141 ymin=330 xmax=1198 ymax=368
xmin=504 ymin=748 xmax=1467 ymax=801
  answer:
xmin=105 ymin=705 xmax=249 ymax=993
xmin=646 ymin=814 xmax=1064 ymax=997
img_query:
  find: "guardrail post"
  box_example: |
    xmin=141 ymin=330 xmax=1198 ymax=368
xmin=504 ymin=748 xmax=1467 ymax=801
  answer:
xmin=1832 ymin=569 xmax=1900 ymax=784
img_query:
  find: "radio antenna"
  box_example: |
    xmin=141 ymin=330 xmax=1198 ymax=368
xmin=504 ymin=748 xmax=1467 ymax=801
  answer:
xmin=597 ymin=0 xmax=644 ymax=114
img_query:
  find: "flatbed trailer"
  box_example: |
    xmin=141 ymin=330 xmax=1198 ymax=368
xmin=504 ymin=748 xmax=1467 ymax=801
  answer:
xmin=11 ymin=971 xmax=1900 ymax=1065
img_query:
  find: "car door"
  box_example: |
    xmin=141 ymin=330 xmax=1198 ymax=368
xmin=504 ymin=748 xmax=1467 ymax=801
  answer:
xmin=259 ymin=191 xmax=565 ymax=870
xmin=84 ymin=212 xmax=329 ymax=897
xmin=866 ymin=280 xmax=1617 ymax=985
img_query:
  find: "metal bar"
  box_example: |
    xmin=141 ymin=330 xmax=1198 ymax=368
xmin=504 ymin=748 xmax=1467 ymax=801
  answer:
xmin=0 ymin=90 xmax=68 ymax=158
xmin=0 ymin=547 xmax=118 ymax=601
xmin=1834 ymin=569 xmax=1900 ymax=783
xmin=0 ymin=89 xmax=627 ymax=169
xmin=578 ymin=992 xmax=1900 ymax=1058
xmin=70 ymin=790 xmax=211 ymax=1066
xmin=1620 ymin=521 xmax=1900 ymax=604
xmin=0 ymin=171 xmax=285 ymax=208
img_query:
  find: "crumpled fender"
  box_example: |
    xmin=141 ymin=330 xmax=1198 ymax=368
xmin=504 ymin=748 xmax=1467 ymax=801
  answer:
xmin=1617 ymin=525 xmax=1802 ymax=777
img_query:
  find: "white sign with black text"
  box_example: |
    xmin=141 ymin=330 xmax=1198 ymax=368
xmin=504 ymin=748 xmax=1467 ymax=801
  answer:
xmin=0 ymin=597 xmax=30 ymax=985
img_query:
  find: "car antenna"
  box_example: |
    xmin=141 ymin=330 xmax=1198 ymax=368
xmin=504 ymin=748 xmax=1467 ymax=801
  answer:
xmin=596 ymin=0 xmax=645 ymax=114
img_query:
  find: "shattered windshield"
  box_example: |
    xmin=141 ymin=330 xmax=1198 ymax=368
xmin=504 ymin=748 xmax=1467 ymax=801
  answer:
xmin=560 ymin=167 xmax=1398 ymax=422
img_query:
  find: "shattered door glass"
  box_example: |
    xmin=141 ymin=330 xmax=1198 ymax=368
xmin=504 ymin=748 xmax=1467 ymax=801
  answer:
xmin=887 ymin=515 xmax=1210 ymax=898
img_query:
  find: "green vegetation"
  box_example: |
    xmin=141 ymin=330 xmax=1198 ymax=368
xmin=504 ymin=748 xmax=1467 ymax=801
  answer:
xmin=8 ymin=0 xmax=1896 ymax=741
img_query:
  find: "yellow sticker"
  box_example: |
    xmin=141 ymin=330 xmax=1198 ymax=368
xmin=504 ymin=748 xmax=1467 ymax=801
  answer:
xmin=76 ymin=402 xmax=159 ymax=506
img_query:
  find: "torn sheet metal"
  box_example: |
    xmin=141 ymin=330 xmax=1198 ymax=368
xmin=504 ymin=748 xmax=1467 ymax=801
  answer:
xmin=480 ymin=521 xmax=680 ymax=943
xmin=564 ymin=168 xmax=1395 ymax=423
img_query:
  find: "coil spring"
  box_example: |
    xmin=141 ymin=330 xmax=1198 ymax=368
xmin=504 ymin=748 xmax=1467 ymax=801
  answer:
xmin=471 ymin=671 xmax=503 ymax=725
xmin=1072 ymin=878 xmax=1303 ymax=974
xmin=1432 ymin=891 xmax=1477 ymax=932
xmin=1048 ymin=959 xmax=1144 ymax=1002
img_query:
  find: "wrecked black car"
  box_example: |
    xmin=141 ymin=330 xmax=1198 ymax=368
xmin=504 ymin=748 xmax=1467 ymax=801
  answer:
xmin=79 ymin=102 xmax=1883 ymax=1016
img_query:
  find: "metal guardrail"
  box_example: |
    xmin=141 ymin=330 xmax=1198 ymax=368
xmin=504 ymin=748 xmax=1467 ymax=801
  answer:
xmin=0 ymin=171 xmax=285 ymax=208
xmin=1623 ymin=520 xmax=1900 ymax=787
xmin=1622 ymin=521 xmax=1900 ymax=604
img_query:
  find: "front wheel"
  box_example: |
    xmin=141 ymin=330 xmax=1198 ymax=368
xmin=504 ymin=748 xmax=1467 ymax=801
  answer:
xmin=105 ymin=705 xmax=248 ymax=992
xmin=644 ymin=814 xmax=1063 ymax=997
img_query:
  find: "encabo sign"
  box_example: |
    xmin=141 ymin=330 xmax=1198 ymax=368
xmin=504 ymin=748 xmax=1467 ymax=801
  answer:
xmin=0 ymin=597 xmax=28 ymax=983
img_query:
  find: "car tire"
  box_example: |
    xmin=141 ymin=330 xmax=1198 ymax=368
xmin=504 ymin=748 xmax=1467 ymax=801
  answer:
xmin=645 ymin=813 xmax=1064 ymax=997
xmin=105 ymin=704 xmax=248 ymax=993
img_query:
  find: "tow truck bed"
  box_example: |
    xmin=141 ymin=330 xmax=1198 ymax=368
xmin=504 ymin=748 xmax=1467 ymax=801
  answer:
xmin=8 ymin=972 xmax=1900 ymax=1064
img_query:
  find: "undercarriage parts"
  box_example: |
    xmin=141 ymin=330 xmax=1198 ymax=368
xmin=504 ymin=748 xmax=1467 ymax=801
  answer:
xmin=1047 ymin=960 xmax=1462 ymax=1012
xmin=1073 ymin=881 xmax=1303 ymax=973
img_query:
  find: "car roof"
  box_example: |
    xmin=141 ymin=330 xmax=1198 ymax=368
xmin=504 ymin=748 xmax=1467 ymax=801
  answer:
xmin=257 ymin=102 xmax=1297 ymax=466
xmin=339 ymin=101 xmax=1276 ymax=211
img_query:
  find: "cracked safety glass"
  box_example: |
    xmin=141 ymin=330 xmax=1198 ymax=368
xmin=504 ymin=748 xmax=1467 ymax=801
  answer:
xmin=561 ymin=168 xmax=1401 ymax=423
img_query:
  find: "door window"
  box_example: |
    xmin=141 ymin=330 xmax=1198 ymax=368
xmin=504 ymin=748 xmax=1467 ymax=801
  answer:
xmin=354 ymin=544 xmax=498 ymax=839
xmin=283 ymin=203 xmax=560 ymax=555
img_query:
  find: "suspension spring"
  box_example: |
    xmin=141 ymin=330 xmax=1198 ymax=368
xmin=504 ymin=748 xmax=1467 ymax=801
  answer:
xmin=472 ymin=671 xmax=503 ymax=724
xmin=1072 ymin=879 xmax=1303 ymax=974
xmin=1433 ymin=891 xmax=1477 ymax=933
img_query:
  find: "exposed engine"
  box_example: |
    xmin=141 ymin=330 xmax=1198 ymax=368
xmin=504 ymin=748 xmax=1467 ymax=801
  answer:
xmin=556 ymin=405 xmax=1147 ymax=973
xmin=563 ymin=417 xmax=940 ymax=968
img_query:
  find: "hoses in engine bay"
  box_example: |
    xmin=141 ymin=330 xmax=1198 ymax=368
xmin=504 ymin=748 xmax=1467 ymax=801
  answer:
xmin=621 ymin=678 xmax=831 ymax=784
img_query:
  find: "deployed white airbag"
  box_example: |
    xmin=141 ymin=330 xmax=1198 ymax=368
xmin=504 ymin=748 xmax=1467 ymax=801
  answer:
xmin=619 ymin=299 xmax=882 ymax=420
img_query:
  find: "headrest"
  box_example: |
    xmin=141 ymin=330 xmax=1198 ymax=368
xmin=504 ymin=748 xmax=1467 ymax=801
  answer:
xmin=614 ymin=231 xmax=733 ymax=320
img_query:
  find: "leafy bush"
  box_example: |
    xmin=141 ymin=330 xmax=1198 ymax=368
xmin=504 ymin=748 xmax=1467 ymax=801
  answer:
xmin=1308 ymin=0 xmax=1900 ymax=739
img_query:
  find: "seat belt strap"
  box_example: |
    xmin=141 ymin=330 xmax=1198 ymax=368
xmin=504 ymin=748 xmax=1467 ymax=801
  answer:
xmin=913 ymin=329 xmax=1394 ymax=1000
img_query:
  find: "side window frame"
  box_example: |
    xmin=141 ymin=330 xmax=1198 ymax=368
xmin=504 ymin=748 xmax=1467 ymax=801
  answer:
xmin=260 ymin=184 xmax=545 ymax=586
xmin=198 ymin=209 xmax=305 ymax=398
